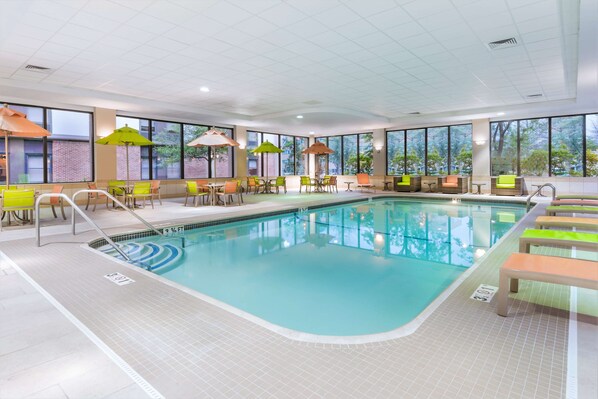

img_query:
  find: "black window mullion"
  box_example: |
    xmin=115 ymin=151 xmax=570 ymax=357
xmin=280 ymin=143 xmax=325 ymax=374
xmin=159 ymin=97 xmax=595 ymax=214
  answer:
xmin=43 ymin=109 xmax=48 ymax=183
xmin=403 ymin=131 xmax=407 ymax=174
xmin=148 ymin=120 xmax=153 ymax=180
xmin=447 ymin=126 xmax=451 ymax=175
xmin=516 ymin=120 xmax=521 ymax=175
xmin=424 ymin=128 xmax=428 ymax=176
xmin=548 ymin=118 xmax=552 ymax=176
xmin=179 ymin=123 xmax=184 ymax=179
xmin=583 ymin=116 xmax=587 ymax=177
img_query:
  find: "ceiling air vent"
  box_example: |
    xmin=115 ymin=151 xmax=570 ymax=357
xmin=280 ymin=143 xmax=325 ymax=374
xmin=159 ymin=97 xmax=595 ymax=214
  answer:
xmin=24 ymin=64 xmax=51 ymax=73
xmin=303 ymin=100 xmax=322 ymax=105
xmin=527 ymin=93 xmax=543 ymax=98
xmin=408 ymin=112 xmax=421 ymax=115
xmin=487 ymin=37 xmax=518 ymax=50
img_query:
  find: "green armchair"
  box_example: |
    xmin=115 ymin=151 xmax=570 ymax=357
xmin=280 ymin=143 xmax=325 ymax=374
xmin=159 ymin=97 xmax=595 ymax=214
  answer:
xmin=394 ymin=175 xmax=421 ymax=192
xmin=491 ymin=175 xmax=524 ymax=196
xmin=1 ymin=189 xmax=35 ymax=229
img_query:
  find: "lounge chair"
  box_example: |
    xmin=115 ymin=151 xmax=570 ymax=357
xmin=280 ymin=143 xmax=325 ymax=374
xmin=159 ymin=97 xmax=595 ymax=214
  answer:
xmin=356 ymin=174 xmax=375 ymax=192
xmin=497 ymin=253 xmax=598 ymax=317
xmin=394 ymin=175 xmax=421 ymax=192
xmin=546 ymin=205 xmax=598 ymax=216
xmin=519 ymin=229 xmax=598 ymax=253
xmin=438 ymin=175 xmax=468 ymax=194
xmin=550 ymin=199 xmax=598 ymax=206
xmin=535 ymin=216 xmax=598 ymax=231
xmin=556 ymin=195 xmax=598 ymax=200
xmin=491 ymin=175 xmax=523 ymax=196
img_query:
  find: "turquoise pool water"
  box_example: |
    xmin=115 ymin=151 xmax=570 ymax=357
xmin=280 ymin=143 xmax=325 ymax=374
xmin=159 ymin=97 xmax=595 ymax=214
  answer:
xmin=101 ymin=198 xmax=525 ymax=336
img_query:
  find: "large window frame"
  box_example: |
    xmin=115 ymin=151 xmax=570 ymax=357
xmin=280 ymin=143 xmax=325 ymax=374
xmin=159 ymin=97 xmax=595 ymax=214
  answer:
xmin=116 ymin=115 xmax=234 ymax=180
xmin=2 ymin=101 xmax=94 ymax=184
xmin=317 ymin=132 xmax=373 ymax=175
xmin=386 ymin=124 xmax=472 ymax=176
xmin=490 ymin=113 xmax=597 ymax=177
xmin=246 ymin=130 xmax=309 ymax=176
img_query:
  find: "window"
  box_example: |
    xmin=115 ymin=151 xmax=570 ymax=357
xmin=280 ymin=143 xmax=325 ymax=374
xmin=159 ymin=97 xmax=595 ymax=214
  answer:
xmin=315 ymin=138 xmax=328 ymax=176
xmin=406 ymin=129 xmax=425 ymax=175
xmin=295 ymin=137 xmax=308 ymax=175
xmin=342 ymin=135 xmax=357 ymax=175
xmin=519 ymin=119 xmax=548 ymax=176
xmin=248 ymin=131 xmax=307 ymax=176
xmin=280 ymin=135 xmax=295 ymax=176
xmin=327 ymin=136 xmax=341 ymax=175
xmin=449 ymin=125 xmax=472 ymax=175
xmin=490 ymin=121 xmax=517 ymax=175
xmin=358 ymin=133 xmax=373 ymax=174
xmin=246 ymin=131 xmax=262 ymax=176
xmin=47 ymin=109 xmax=92 ymax=183
xmin=183 ymin=124 xmax=209 ymax=178
xmin=586 ymin=114 xmax=598 ymax=177
xmin=426 ymin=127 xmax=448 ymax=176
xmin=116 ymin=117 xmax=150 ymax=180
xmin=262 ymin=133 xmax=280 ymax=177
xmin=386 ymin=130 xmax=405 ymax=175
xmin=1 ymin=104 xmax=93 ymax=185
xmin=213 ymin=127 xmax=234 ymax=178
xmin=551 ymin=116 xmax=583 ymax=176
xmin=152 ymin=121 xmax=181 ymax=180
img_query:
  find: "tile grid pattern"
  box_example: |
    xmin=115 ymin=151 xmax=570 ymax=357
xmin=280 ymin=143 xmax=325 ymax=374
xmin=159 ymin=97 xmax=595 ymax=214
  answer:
xmin=0 ymin=198 xmax=585 ymax=398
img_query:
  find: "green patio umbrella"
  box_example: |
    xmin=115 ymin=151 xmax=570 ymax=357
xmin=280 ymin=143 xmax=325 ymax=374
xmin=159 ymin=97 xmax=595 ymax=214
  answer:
xmin=252 ymin=141 xmax=282 ymax=188
xmin=95 ymin=124 xmax=154 ymax=188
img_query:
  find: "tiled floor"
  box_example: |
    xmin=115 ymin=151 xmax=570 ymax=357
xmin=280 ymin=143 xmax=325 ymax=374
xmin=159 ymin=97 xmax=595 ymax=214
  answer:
xmin=0 ymin=190 xmax=596 ymax=398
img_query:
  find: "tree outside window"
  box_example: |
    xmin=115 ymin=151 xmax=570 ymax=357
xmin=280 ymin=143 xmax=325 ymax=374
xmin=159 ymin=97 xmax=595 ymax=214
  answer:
xmin=551 ymin=116 xmax=583 ymax=176
xmin=490 ymin=121 xmax=517 ymax=175
xmin=585 ymin=114 xmax=598 ymax=176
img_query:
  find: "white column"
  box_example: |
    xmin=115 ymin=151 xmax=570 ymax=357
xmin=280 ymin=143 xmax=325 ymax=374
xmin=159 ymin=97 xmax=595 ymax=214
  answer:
xmin=234 ymin=125 xmax=247 ymax=178
xmin=94 ymin=107 xmax=116 ymax=182
xmin=472 ymin=118 xmax=490 ymax=192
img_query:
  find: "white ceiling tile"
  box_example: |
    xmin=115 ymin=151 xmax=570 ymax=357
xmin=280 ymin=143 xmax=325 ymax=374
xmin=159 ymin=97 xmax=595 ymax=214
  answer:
xmin=314 ymin=5 xmax=361 ymax=29
xmin=335 ymin=19 xmax=378 ymax=40
xmin=284 ymin=19 xmax=329 ymax=38
xmin=210 ymin=29 xmax=253 ymax=46
xmin=255 ymin=3 xmax=307 ymax=27
xmin=385 ymin=22 xmax=426 ymax=41
xmin=235 ymin=16 xmax=279 ymax=37
xmin=200 ymin=1 xmax=252 ymax=24
xmin=401 ymin=0 xmax=455 ymax=19
xmin=285 ymin=0 xmax=340 ymax=16
xmin=81 ymin=0 xmax=140 ymax=22
xmin=343 ymin=0 xmax=398 ymax=17
xmin=58 ymin=24 xmax=106 ymax=42
xmin=127 ymin=13 xmax=176 ymax=35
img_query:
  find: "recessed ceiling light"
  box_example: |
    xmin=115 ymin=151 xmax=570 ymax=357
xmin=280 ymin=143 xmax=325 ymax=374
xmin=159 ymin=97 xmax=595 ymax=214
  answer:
xmin=497 ymin=112 xmax=505 ymax=116
xmin=296 ymin=115 xmax=303 ymax=119
xmin=309 ymin=131 xmax=315 ymax=135
xmin=200 ymin=87 xmax=210 ymax=92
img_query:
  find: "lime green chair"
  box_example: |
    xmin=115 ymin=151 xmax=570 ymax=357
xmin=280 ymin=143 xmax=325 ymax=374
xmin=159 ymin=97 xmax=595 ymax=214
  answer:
xmin=491 ymin=175 xmax=523 ymax=196
xmin=519 ymin=229 xmax=598 ymax=253
xmin=299 ymin=176 xmax=316 ymax=193
xmin=126 ymin=182 xmax=153 ymax=209
xmin=185 ymin=181 xmax=208 ymax=207
xmin=1 ymin=189 xmax=35 ymax=229
xmin=394 ymin=175 xmax=421 ymax=192
xmin=273 ymin=176 xmax=287 ymax=194
xmin=107 ymin=179 xmax=126 ymax=206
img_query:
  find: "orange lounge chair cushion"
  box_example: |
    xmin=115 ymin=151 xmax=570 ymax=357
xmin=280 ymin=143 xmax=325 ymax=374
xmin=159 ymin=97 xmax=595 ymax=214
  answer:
xmin=442 ymin=182 xmax=458 ymax=187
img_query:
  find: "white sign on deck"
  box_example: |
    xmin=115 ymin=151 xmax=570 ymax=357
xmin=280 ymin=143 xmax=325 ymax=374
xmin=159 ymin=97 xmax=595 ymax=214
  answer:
xmin=104 ymin=272 xmax=135 ymax=286
xmin=470 ymin=284 xmax=498 ymax=302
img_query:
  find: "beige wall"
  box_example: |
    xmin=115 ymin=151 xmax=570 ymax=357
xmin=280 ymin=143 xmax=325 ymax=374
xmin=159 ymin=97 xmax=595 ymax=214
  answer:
xmin=93 ymin=107 xmax=116 ymax=182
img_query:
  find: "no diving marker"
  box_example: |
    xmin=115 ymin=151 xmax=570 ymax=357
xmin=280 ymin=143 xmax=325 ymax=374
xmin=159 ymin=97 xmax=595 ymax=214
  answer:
xmin=104 ymin=272 xmax=135 ymax=286
xmin=470 ymin=284 xmax=498 ymax=302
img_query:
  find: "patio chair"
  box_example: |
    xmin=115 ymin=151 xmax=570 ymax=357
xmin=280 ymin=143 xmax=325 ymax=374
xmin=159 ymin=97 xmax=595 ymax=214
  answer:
xmin=272 ymin=176 xmax=287 ymax=194
xmin=126 ymin=181 xmax=153 ymax=209
xmin=107 ymin=179 xmax=126 ymax=207
xmin=497 ymin=253 xmax=598 ymax=317
xmin=394 ymin=175 xmax=421 ymax=192
xmin=216 ymin=180 xmax=241 ymax=206
xmin=323 ymin=176 xmax=338 ymax=193
xmin=196 ymin=179 xmax=210 ymax=193
xmin=299 ymin=176 xmax=316 ymax=193
xmin=1 ymin=189 xmax=35 ymax=230
xmin=356 ymin=174 xmax=375 ymax=192
xmin=85 ymin=182 xmax=106 ymax=211
xmin=185 ymin=181 xmax=208 ymax=207
xmin=519 ymin=229 xmax=598 ymax=253
xmin=438 ymin=175 xmax=468 ymax=194
xmin=151 ymin=180 xmax=162 ymax=205
xmin=491 ymin=175 xmax=523 ymax=196
xmin=236 ymin=179 xmax=244 ymax=203
xmin=246 ymin=176 xmax=264 ymax=194
xmin=39 ymin=185 xmax=66 ymax=220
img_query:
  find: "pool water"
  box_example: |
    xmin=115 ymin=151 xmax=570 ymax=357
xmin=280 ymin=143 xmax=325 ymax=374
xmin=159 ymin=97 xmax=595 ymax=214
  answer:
xmin=101 ymin=198 xmax=525 ymax=336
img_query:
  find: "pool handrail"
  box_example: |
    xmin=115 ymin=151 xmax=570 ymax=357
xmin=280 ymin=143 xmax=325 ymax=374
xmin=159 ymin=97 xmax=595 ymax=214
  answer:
xmin=71 ymin=189 xmax=163 ymax=237
xmin=35 ymin=192 xmax=129 ymax=260
xmin=526 ymin=183 xmax=556 ymax=212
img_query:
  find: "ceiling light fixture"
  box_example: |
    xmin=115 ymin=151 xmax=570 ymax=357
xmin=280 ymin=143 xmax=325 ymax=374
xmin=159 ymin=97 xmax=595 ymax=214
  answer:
xmin=200 ymin=87 xmax=210 ymax=92
xmin=296 ymin=115 xmax=303 ymax=119
xmin=497 ymin=112 xmax=505 ymax=116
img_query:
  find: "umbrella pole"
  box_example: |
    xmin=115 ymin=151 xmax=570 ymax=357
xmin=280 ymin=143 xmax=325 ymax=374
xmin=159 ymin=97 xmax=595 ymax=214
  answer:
xmin=125 ymin=144 xmax=130 ymax=188
xmin=4 ymin=135 xmax=9 ymax=186
xmin=212 ymin=147 xmax=216 ymax=180
xmin=265 ymin=153 xmax=269 ymax=192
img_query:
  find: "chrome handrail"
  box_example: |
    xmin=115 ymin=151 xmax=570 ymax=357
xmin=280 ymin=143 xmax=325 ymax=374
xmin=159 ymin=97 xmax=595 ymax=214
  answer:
xmin=71 ymin=189 xmax=162 ymax=236
xmin=526 ymin=183 xmax=556 ymax=212
xmin=35 ymin=193 xmax=129 ymax=260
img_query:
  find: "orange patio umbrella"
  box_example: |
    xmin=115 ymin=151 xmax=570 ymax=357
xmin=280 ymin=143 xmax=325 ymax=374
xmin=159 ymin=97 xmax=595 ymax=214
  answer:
xmin=0 ymin=104 xmax=51 ymax=185
xmin=302 ymin=141 xmax=334 ymax=178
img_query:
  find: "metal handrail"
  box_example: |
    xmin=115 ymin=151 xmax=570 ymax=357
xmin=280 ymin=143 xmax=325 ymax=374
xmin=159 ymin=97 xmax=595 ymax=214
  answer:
xmin=526 ymin=183 xmax=556 ymax=212
xmin=35 ymin=193 xmax=129 ymax=260
xmin=71 ymin=189 xmax=162 ymax=236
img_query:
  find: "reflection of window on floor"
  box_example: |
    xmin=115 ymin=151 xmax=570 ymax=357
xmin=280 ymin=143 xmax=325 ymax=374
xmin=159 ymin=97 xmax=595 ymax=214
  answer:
xmin=25 ymin=154 xmax=46 ymax=183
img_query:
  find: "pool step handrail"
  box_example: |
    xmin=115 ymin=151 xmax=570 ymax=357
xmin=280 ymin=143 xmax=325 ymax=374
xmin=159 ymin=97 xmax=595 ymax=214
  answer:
xmin=35 ymin=193 xmax=129 ymax=261
xmin=526 ymin=183 xmax=556 ymax=212
xmin=71 ymin=189 xmax=163 ymax=237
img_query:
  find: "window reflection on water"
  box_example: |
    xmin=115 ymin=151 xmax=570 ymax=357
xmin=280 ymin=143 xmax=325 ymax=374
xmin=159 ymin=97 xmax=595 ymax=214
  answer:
xmin=182 ymin=200 xmax=524 ymax=268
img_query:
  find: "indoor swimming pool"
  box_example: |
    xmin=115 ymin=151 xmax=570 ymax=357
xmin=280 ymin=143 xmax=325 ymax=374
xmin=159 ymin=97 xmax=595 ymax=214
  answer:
xmin=98 ymin=198 xmax=526 ymax=336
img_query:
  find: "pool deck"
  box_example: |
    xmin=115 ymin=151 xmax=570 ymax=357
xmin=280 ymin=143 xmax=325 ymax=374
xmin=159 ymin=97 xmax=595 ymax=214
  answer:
xmin=0 ymin=190 xmax=596 ymax=398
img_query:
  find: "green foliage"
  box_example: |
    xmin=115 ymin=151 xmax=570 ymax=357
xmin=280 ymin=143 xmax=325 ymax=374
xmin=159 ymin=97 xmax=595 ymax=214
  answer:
xmin=454 ymin=149 xmax=472 ymax=175
xmin=550 ymin=144 xmax=575 ymax=175
xmin=393 ymin=151 xmax=421 ymax=175
xmin=586 ymin=149 xmax=598 ymax=176
xmin=426 ymin=150 xmax=444 ymax=175
xmin=520 ymin=149 xmax=548 ymax=176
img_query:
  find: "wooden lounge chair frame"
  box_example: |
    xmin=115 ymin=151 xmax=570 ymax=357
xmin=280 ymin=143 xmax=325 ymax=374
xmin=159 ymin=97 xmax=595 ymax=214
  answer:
xmin=491 ymin=176 xmax=524 ymax=196
xmin=437 ymin=175 xmax=468 ymax=194
xmin=556 ymin=195 xmax=598 ymax=200
xmin=550 ymin=199 xmax=598 ymax=206
xmin=497 ymin=253 xmax=598 ymax=317
xmin=535 ymin=216 xmax=598 ymax=231
xmin=519 ymin=229 xmax=598 ymax=253
xmin=393 ymin=175 xmax=421 ymax=192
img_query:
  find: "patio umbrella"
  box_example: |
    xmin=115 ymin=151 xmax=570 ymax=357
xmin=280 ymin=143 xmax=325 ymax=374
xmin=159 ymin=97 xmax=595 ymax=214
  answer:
xmin=252 ymin=141 xmax=282 ymax=185
xmin=302 ymin=141 xmax=334 ymax=178
xmin=186 ymin=127 xmax=239 ymax=178
xmin=95 ymin=124 xmax=154 ymax=188
xmin=0 ymin=104 xmax=51 ymax=185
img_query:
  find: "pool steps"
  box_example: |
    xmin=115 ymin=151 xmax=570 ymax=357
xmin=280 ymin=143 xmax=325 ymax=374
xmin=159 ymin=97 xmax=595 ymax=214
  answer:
xmin=100 ymin=242 xmax=183 ymax=272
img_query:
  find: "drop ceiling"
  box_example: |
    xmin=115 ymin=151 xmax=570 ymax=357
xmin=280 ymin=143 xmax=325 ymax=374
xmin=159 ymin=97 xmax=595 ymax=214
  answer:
xmin=0 ymin=0 xmax=592 ymax=134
